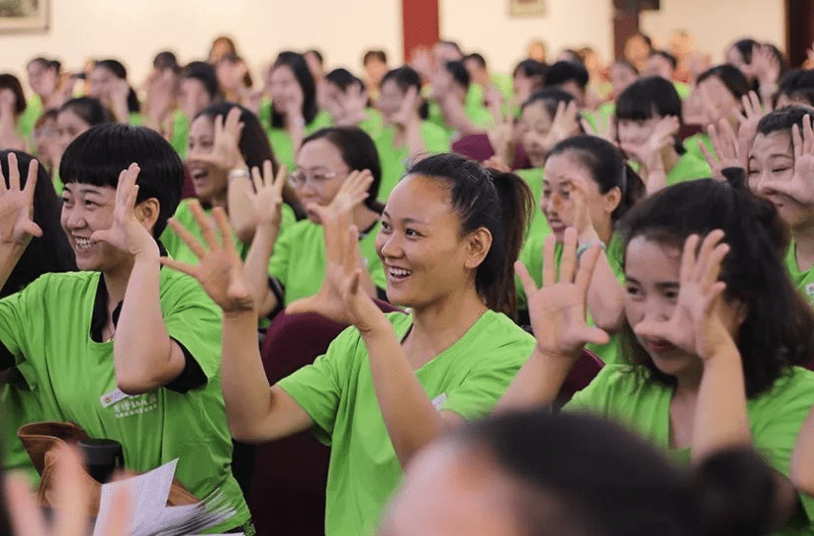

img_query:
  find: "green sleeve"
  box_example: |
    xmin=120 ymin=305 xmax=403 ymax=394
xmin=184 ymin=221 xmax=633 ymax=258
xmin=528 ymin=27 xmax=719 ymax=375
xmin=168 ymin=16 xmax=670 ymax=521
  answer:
xmin=171 ymin=111 xmax=190 ymax=158
xmin=440 ymin=336 xmax=535 ymax=420
xmin=159 ymin=201 xmax=191 ymax=260
xmin=419 ymin=122 xmax=451 ymax=153
xmin=358 ymin=109 xmax=384 ymax=138
xmin=277 ymin=325 xmax=361 ymax=444
xmin=562 ymin=364 xmax=625 ymax=413
xmin=160 ymin=272 xmax=223 ymax=380
xmin=280 ymin=203 xmax=296 ymax=232
xmin=128 ymin=112 xmax=143 ymax=127
xmin=267 ymin=224 xmax=293 ymax=286
xmin=0 ymin=277 xmax=42 ymax=367
xmin=666 ymin=154 xmax=712 ymax=186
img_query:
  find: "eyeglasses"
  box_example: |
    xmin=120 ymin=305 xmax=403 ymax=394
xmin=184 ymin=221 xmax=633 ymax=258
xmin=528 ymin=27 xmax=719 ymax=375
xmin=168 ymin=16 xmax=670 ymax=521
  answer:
xmin=33 ymin=127 xmax=58 ymax=139
xmin=288 ymin=169 xmax=347 ymax=188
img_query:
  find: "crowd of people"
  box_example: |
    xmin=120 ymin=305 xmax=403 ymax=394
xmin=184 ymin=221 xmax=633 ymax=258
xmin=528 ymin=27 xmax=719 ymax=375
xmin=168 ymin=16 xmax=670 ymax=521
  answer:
xmin=1 ymin=28 xmax=814 ymax=536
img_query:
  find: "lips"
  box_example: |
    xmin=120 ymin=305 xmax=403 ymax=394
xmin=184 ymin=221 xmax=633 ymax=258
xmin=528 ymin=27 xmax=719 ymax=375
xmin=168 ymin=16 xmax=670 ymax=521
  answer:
xmin=74 ymin=237 xmax=94 ymax=251
xmin=387 ymin=266 xmax=412 ymax=281
xmin=647 ymin=339 xmax=676 ymax=353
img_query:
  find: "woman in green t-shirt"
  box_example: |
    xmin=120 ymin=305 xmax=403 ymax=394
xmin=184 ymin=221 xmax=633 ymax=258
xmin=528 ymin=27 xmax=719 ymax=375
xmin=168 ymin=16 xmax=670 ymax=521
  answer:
xmin=161 ymin=102 xmax=303 ymax=264
xmin=747 ymin=106 xmax=814 ymax=309
xmin=264 ymin=52 xmax=331 ymax=172
xmin=322 ymin=68 xmax=383 ymax=138
xmin=165 ymin=152 xmax=537 ymax=535
xmin=616 ymin=76 xmax=711 ymax=194
xmin=373 ymin=66 xmax=450 ymax=201
xmin=501 ymin=179 xmax=814 ymax=534
xmin=518 ymin=135 xmax=644 ymax=364
xmin=242 ymin=126 xmax=387 ymax=315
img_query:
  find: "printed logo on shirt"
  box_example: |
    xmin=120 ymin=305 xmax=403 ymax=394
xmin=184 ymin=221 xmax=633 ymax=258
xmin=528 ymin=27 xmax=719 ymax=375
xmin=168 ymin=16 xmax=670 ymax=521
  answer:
xmin=431 ymin=393 xmax=447 ymax=410
xmin=110 ymin=393 xmax=159 ymax=418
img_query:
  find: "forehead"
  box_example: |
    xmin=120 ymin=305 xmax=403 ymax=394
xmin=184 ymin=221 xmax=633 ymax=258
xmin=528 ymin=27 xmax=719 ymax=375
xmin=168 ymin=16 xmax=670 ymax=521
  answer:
xmin=189 ymin=115 xmax=215 ymax=136
xmin=625 ymin=236 xmax=682 ymax=278
xmin=385 ymin=174 xmax=457 ymax=223
xmin=520 ymin=101 xmax=551 ymax=122
xmin=297 ymin=137 xmax=344 ymax=168
xmin=271 ymin=65 xmax=295 ymax=81
xmin=750 ymin=131 xmax=792 ymax=159
xmin=544 ymin=152 xmax=593 ymax=184
xmin=62 ymin=183 xmax=115 ymax=196
xmin=180 ymin=77 xmax=206 ymax=93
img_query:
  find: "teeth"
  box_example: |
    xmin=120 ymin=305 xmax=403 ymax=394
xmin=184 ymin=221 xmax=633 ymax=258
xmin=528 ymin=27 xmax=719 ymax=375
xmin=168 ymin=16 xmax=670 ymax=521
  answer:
xmin=389 ymin=268 xmax=411 ymax=277
xmin=75 ymin=238 xmax=93 ymax=250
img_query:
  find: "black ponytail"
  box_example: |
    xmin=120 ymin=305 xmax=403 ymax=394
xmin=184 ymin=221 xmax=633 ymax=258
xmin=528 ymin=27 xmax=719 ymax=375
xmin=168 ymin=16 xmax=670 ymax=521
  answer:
xmin=406 ymin=153 xmax=533 ymax=318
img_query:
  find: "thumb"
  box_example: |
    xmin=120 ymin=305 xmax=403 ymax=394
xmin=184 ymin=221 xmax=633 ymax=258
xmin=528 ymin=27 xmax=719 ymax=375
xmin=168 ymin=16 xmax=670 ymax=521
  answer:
xmin=24 ymin=221 xmax=43 ymax=238
xmin=89 ymin=229 xmax=112 ymax=244
xmin=285 ymin=295 xmax=320 ymax=316
xmin=579 ymin=326 xmax=611 ymax=346
xmin=632 ymin=319 xmax=670 ymax=340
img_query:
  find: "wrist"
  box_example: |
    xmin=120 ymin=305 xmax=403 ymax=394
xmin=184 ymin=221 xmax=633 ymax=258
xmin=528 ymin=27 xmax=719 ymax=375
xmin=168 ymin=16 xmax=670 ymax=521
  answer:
xmin=228 ymin=167 xmax=251 ymax=183
xmin=133 ymin=242 xmax=161 ymax=263
xmin=577 ymin=228 xmax=601 ymax=245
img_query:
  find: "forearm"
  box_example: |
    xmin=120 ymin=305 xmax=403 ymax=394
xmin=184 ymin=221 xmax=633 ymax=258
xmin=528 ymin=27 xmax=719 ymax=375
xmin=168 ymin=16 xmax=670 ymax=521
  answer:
xmin=114 ymin=255 xmax=183 ymax=394
xmin=288 ymin=118 xmax=305 ymax=156
xmin=439 ymin=97 xmax=484 ymax=136
xmin=579 ymin=231 xmax=624 ymax=332
xmin=243 ymin=223 xmax=279 ymax=318
xmin=692 ymin=346 xmax=751 ymax=463
xmin=225 ymin=169 xmax=257 ymax=244
xmin=497 ymin=347 xmax=573 ymax=411
xmin=404 ymin=121 xmax=427 ymax=159
xmin=792 ymin=406 xmax=814 ymax=496
xmin=362 ymin=320 xmax=448 ymax=468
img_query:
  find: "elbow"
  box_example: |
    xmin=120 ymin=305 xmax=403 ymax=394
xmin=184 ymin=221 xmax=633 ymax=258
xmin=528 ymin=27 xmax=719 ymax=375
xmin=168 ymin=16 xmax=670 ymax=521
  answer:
xmin=228 ymin=421 xmax=265 ymax=444
xmin=115 ymin=373 xmax=156 ymax=396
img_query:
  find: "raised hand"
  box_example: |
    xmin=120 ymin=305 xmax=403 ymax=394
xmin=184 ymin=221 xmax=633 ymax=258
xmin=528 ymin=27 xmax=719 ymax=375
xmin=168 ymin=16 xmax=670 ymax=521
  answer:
xmin=760 ymin=114 xmax=814 ymax=204
xmin=89 ymin=163 xmax=158 ymax=259
xmin=391 ymin=86 xmax=421 ymax=128
xmin=542 ymin=100 xmax=580 ymax=153
xmin=0 ymin=153 xmax=42 ymax=248
xmin=622 ymin=115 xmax=680 ymax=170
xmin=247 ymin=161 xmax=287 ymax=228
xmin=160 ymin=201 xmax=254 ymax=313
xmin=553 ymin=176 xmax=595 ymax=240
xmin=324 ymin=169 xmax=373 ymax=217
xmin=518 ymin=229 xmax=610 ymax=359
xmin=633 ymin=230 xmax=734 ymax=361
xmin=286 ymin=207 xmax=382 ymax=331
xmin=735 ymin=90 xmax=770 ymax=165
xmin=752 ymin=44 xmax=781 ymax=88
xmin=581 ymin=113 xmax=617 ymax=147
xmin=487 ymin=105 xmax=514 ymax=166
xmin=700 ymin=118 xmax=741 ymax=180
xmin=193 ymin=107 xmax=246 ymax=172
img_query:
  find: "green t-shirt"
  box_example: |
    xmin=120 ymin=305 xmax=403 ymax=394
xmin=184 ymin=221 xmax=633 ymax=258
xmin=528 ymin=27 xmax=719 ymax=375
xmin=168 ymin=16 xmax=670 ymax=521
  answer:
xmin=265 ymin=110 xmax=333 ymax=172
xmin=268 ymin=218 xmax=386 ymax=304
xmin=356 ymin=108 xmax=384 ymax=139
xmin=19 ymin=94 xmax=43 ymax=141
xmin=278 ymin=309 xmax=536 ymax=536
xmin=171 ymin=109 xmax=190 ymax=159
xmin=515 ymin=167 xmax=551 ymax=243
xmin=374 ymin=121 xmax=451 ymax=202
xmin=566 ymin=364 xmax=814 ymax=536
xmin=674 ymin=81 xmax=691 ymax=100
xmin=666 ymin=152 xmax=712 ymax=187
xmin=0 ymin=270 xmax=250 ymax=532
xmin=517 ymin=236 xmax=626 ymax=365
xmin=160 ymin=198 xmax=296 ymax=265
xmin=682 ymin=132 xmax=714 ymax=161
xmin=785 ymin=241 xmax=814 ymax=307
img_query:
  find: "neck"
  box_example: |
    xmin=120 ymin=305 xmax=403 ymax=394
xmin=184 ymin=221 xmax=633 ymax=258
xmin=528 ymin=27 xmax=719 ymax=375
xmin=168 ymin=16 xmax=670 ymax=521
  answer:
xmin=208 ymin=191 xmax=228 ymax=211
xmin=408 ymin=287 xmax=489 ymax=357
xmin=660 ymin=145 xmax=681 ymax=174
xmin=672 ymin=362 xmax=703 ymax=397
xmin=102 ymin=258 xmax=135 ymax=311
xmin=793 ymin=223 xmax=814 ymax=271
xmin=352 ymin=205 xmax=379 ymax=233
xmin=596 ymin=219 xmax=614 ymax=245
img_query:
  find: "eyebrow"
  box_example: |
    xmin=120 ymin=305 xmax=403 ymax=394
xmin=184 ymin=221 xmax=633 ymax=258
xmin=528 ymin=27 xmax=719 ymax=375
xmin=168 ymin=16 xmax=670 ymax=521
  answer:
xmin=625 ymin=276 xmax=680 ymax=290
xmin=381 ymin=210 xmax=429 ymax=226
xmin=62 ymin=185 xmax=108 ymax=196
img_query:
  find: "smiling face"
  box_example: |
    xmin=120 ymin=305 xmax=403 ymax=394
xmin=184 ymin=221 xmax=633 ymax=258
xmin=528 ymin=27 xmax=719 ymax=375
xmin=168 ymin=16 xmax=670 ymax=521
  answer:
xmin=376 ymin=174 xmax=478 ymax=310
xmin=60 ymin=183 xmax=124 ymax=271
xmin=186 ymin=115 xmax=228 ymax=204
xmin=377 ymin=79 xmax=406 ymax=121
xmin=749 ymin=131 xmax=814 ymax=230
xmin=294 ymin=137 xmax=350 ymax=222
xmin=88 ymin=66 xmax=117 ymax=101
xmin=617 ymin=116 xmax=660 ymax=157
xmin=519 ymin=101 xmax=553 ymax=167
xmin=610 ymin=63 xmax=637 ymax=97
xmin=269 ymin=65 xmax=304 ymax=114
xmin=541 ymin=152 xmax=617 ymax=242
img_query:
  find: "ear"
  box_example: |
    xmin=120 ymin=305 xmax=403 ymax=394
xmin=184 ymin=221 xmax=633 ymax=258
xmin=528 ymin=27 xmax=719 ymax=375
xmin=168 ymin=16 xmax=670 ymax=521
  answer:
xmin=603 ymin=186 xmax=622 ymax=216
xmin=134 ymin=198 xmax=160 ymax=235
xmin=464 ymin=227 xmax=493 ymax=270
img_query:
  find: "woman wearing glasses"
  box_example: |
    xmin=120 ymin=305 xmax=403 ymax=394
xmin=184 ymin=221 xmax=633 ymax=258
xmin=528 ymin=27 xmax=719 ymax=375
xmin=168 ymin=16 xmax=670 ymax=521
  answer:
xmin=243 ymin=126 xmax=386 ymax=318
xmin=160 ymin=102 xmax=304 ymax=264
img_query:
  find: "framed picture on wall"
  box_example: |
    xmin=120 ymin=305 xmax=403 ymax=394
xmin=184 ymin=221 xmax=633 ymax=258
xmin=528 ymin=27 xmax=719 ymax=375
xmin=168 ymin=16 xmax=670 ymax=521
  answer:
xmin=0 ymin=0 xmax=49 ymax=33
xmin=509 ymin=0 xmax=545 ymax=17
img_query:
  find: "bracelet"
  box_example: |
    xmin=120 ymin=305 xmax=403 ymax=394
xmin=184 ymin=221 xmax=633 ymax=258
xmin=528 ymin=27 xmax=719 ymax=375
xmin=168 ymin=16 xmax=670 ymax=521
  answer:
xmin=576 ymin=240 xmax=605 ymax=261
xmin=227 ymin=168 xmax=250 ymax=182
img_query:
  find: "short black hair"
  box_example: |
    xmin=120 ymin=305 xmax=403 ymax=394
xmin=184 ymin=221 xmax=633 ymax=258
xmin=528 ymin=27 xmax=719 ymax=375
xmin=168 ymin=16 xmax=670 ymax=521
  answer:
xmin=60 ymin=124 xmax=184 ymax=238
xmin=544 ymin=61 xmax=589 ymax=90
xmin=513 ymin=59 xmax=547 ymax=80
xmin=521 ymin=87 xmax=575 ymax=118
xmin=616 ymin=76 xmax=684 ymax=134
xmin=650 ymin=49 xmax=677 ymax=70
xmin=696 ymin=65 xmax=750 ymax=102
xmin=363 ymin=49 xmax=387 ymax=65
xmin=438 ymin=40 xmax=463 ymax=56
xmin=325 ymin=68 xmax=363 ymax=91
xmin=618 ymin=179 xmax=814 ymax=397
xmin=58 ymin=97 xmax=112 ymax=127
xmin=756 ymin=104 xmax=814 ymax=137
xmin=27 ymin=56 xmax=61 ymax=75
xmin=270 ymin=51 xmax=318 ymax=129
xmin=732 ymin=38 xmax=760 ymax=64
xmin=445 ymin=60 xmax=470 ymax=90
xmin=776 ymin=69 xmax=814 ymax=107
xmin=153 ymin=51 xmax=179 ymax=73
xmin=181 ymin=61 xmax=222 ymax=102
xmin=0 ymin=74 xmax=26 ymax=116
xmin=464 ymin=52 xmax=487 ymax=70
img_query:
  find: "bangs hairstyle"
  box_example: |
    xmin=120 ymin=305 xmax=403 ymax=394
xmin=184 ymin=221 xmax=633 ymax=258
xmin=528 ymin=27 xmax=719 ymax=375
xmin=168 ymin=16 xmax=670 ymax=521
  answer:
xmin=269 ymin=51 xmax=318 ymax=129
xmin=696 ymin=65 xmax=750 ymax=102
xmin=406 ymin=153 xmax=534 ymax=318
xmin=756 ymin=104 xmax=814 ymax=137
xmin=617 ymin=179 xmax=814 ymax=397
xmin=616 ymin=76 xmax=684 ymax=153
xmin=301 ymin=127 xmax=384 ymax=213
xmin=196 ymin=102 xmax=304 ymax=219
xmin=381 ymin=66 xmax=429 ymax=119
xmin=776 ymin=69 xmax=814 ymax=107
xmin=181 ymin=61 xmax=222 ymax=102
xmin=325 ymin=68 xmax=364 ymax=91
xmin=59 ymin=97 xmax=112 ymax=127
xmin=548 ymin=135 xmax=645 ymax=223
xmin=94 ymin=59 xmax=140 ymax=114
xmin=0 ymin=74 xmax=26 ymax=115
xmin=59 ymin=124 xmax=184 ymax=238
xmin=521 ymin=87 xmax=574 ymax=118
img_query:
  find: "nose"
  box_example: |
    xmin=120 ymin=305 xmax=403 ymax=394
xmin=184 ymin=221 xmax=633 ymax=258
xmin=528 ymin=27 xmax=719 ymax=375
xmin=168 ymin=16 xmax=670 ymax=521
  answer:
xmin=377 ymin=231 xmax=403 ymax=260
xmin=754 ymin=170 xmax=776 ymax=197
xmin=64 ymin=205 xmax=86 ymax=230
xmin=640 ymin=296 xmax=671 ymax=325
